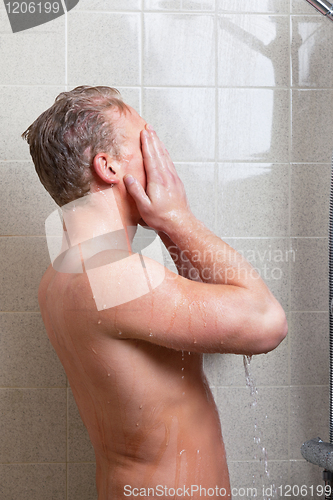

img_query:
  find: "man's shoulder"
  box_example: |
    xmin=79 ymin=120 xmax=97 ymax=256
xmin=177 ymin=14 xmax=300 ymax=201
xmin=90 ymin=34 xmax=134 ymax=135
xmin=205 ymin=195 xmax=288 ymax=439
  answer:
xmin=38 ymin=265 xmax=89 ymax=312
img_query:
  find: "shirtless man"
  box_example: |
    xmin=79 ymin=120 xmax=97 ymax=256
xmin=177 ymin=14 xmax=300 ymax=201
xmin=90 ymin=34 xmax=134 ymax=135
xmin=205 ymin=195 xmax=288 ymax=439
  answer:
xmin=23 ymin=86 xmax=287 ymax=500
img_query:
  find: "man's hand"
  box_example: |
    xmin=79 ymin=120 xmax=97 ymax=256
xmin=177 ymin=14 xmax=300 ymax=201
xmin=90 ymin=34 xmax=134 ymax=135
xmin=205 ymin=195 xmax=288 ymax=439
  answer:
xmin=123 ymin=125 xmax=190 ymax=233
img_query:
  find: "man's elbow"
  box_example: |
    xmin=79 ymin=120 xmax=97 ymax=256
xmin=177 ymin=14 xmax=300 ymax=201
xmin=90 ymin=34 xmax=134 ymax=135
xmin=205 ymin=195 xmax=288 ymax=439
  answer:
xmin=248 ymin=303 xmax=288 ymax=354
xmin=256 ymin=303 xmax=288 ymax=354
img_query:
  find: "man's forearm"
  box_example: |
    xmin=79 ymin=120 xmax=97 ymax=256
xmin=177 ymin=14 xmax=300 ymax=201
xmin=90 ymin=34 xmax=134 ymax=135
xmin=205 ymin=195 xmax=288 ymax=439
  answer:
xmin=164 ymin=212 xmax=262 ymax=290
xmin=158 ymin=230 xmax=202 ymax=281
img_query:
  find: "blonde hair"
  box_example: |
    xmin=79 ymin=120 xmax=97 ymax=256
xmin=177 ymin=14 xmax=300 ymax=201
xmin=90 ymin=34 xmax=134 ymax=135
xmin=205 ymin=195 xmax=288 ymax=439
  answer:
xmin=22 ymin=85 xmax=129 ymax=206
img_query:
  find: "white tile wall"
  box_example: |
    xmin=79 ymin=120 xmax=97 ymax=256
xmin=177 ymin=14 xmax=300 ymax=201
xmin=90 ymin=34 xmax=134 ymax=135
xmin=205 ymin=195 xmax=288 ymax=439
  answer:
xmin=1 ymin=0 xmax=331 ymax=497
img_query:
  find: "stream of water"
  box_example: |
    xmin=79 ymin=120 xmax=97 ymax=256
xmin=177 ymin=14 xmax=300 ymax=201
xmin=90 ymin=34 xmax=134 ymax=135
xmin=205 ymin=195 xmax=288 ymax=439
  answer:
xmin=243 ymin=355 xmax=277 ymax=500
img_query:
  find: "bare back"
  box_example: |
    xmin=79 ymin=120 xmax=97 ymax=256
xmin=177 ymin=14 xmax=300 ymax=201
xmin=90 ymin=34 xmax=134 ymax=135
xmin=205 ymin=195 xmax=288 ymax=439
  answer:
xmin=39 ymin=265 xmax=231 ymax=499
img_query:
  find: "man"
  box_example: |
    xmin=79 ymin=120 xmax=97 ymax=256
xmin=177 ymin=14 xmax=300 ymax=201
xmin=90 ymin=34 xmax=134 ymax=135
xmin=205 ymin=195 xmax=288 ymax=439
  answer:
xmin=23 ymin=86 xmax=287 ymax=500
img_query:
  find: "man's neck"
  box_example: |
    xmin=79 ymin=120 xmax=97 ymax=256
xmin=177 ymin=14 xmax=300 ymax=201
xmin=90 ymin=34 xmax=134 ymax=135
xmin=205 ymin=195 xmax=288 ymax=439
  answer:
xmin=52 ymin=188 xmax=138 ymax=273
xmin=62 ymin=187 xmax=136 ymax=247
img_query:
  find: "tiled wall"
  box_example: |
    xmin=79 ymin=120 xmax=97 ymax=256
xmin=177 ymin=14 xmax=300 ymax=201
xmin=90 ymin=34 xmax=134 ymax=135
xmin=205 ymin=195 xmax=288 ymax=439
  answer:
xmin=0 ymin=0 xmax=331 ymax=498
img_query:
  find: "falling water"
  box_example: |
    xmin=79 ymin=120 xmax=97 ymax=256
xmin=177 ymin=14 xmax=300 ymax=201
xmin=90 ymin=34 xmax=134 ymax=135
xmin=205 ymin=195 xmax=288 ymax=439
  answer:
xmin=243 ymin=355 xmax=277 ymax=500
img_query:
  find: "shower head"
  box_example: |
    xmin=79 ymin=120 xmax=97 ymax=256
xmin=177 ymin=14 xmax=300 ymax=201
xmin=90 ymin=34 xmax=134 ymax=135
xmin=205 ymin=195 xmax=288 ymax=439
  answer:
xmin=304 ymin=0 xmax=333 ymax=19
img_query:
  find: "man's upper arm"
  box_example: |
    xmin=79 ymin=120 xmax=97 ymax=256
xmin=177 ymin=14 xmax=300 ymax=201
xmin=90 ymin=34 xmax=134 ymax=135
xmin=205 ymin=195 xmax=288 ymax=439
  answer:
xmin=98 ymin=256 xmax=284 ymax=355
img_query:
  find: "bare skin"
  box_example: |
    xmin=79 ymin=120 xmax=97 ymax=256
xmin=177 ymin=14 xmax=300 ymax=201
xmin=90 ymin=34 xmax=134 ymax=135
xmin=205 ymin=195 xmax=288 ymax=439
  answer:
xmin=38 ymin=108 xmax=287 ymax=499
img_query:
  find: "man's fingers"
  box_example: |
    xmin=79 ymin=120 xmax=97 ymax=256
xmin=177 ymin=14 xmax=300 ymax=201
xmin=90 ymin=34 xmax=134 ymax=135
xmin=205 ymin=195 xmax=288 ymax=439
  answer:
xmin=141 ymin=128 xmax=165 ymax=161
xmin=141 ymin=127 xmax=173 ymax=178
xmin=123 ymin=175 xmax=151 ymax=212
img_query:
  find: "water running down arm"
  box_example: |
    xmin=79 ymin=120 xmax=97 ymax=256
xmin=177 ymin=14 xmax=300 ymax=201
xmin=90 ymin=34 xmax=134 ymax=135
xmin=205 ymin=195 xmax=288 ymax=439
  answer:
xmin=118 ymin=125 xmax=288 ymax=354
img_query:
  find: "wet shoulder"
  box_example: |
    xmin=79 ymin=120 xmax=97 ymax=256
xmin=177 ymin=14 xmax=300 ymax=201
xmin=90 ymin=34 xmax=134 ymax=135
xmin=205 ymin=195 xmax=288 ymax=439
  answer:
xmin=38 ymin=265 xmax=92 ymax=313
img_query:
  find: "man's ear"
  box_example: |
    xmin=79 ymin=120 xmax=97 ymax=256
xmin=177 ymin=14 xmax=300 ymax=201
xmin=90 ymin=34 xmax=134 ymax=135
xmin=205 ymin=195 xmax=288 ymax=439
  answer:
xmin=93 ymin=153 xmax=120 ymax=186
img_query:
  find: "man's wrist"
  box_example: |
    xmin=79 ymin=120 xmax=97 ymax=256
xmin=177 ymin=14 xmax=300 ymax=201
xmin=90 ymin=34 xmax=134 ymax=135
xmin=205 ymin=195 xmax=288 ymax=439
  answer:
xmin=162 ymin=210 xmax=197 ymax=242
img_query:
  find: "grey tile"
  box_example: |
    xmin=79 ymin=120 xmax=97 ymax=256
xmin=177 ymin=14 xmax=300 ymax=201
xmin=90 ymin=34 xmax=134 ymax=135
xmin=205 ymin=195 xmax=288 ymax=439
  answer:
xmin=0 ymin=86 xmax=65 ymax=162
xmin=0 ymin=15 xmax=65 ymax=85
xmin=218 ymin=89 xmax=290 ymax=162
xmin=292 ymin=0 xmax=321 ymax=14
xmin=290 ymin=312 xmax=329 ymax=385
xmin=292 ymin=90 xmax=333 ymax=163
xmin=228 ymin=460 xmax=290 ymax=499
xmin=215 ymin=354 xmax=246 ymax=387
xmin=203 ymin=353 xmax=217 ymax=387
xmin=217 ymin=164 xmax=289 ymax=237
xmin=0 ymin=162 xmax=58 ymax=236
xmin=68 ymin=463 xmax=97 ymax=500
xmin=160 ymin=238 xmax=178 ymax=273
xmin=0 ymin=388 xmax=66 ymax=462
xmin=144 ymin=0 xmax=181 ymax=9
xmin=250 ymin=337 xmax=289 ymax=387
xmin=117 ymin=87 xmax=141 ymax=112
xmin=176 ymin=163 xmax=215 ymax=230
xmin=215 ymin=338 xmax=289 ymax=388
xmin=292 ymin=16 xmax=333 ymax=88
xmin=67 ymin=13 xmax=141 ymax=86
xmin=0 ymin=313 xmax=66 ymax=388
xmin=0 ymin=464 xmax=66 ymax=500
xmin=143 ymin=88 xmax=215 ymax=161
xmin=216 ymin=387 xmax=289 ymax=462
xmin=68 ymin=388 xmax=95 ymax=462
xmin=218 ymin=0 xmax=289 ymax=13
xmin=144 ymin=0 xmax=214 ymax=9
xmin=218 ymin=15 xmax=289 ymax=87
xmin=75 ymin=0 xmax=141 ymax=10
xmin=144 ymin=14 xmax=215 ymax=86
xmin=220 ymin=238 xmax=291 ymax=311
xmin=290 ymin=237 xmax=328 ymax=311
xmin=291 ymin=164 xmax=330 ymax=237
xmin=0 ymin=237 xmax=50 ymax=312
xmin=289 ymin=459 xmax=324 ymax=488
xmin=182 ymin=0 xmax=214 ymax=10
xmin=290 ymin=386 xmax=329 ymax=460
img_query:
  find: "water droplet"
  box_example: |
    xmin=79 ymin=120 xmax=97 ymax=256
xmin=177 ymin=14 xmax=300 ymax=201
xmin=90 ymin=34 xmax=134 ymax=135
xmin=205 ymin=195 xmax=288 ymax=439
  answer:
xmin=139 ymin=405 xmax=143 ymax=409
xmin=181 ymin=367 xmax=184 ymax=371
xmin=107 ymin=373 xmax=110 ymax=377
xmin=180 ymin=449 xmax=185 ymax=455
xmin=92 ymin=348 xmax=97 ymax=354
xmin=193 ymin=339 xmax=197 ymax=344
xmin=243 ymin=355 xmax=272 ymax=495
xmin=136 ymin=423 xmax=139 ymax=427
xmin=118 ymin=331 xmax=122 ymax=335
xmin=98 ymin=320 xmax=101 ymax=324
xmin=182 ymin=376 xmax=184 ymax=379
xmin=103 ymin=304 xmax=107 ymax=309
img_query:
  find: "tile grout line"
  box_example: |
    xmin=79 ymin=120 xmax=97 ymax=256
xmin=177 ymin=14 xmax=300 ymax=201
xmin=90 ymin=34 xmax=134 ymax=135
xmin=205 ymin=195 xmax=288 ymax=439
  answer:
xmin=4 ymin=84 xmax=333 ymax=90
xmin=214 ymin=0 xmax=218 ymax=237
xmin=64 ymin=0 xmax=68 ymax=90
xmin=287 ymin=0 xmax=292 ymax=482
xmin=64 ymin=3 xmax=68 ymax=497
xmin=140 ymin=0 xmax=144 ymax=115
xmin=1 ymin=160 xmax=332 ymax=165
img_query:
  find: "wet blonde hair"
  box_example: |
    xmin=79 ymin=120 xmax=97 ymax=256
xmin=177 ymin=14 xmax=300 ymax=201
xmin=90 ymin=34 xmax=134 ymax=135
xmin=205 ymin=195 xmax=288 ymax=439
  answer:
xmin=22 ymin=85 xmax=129 ymax=206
